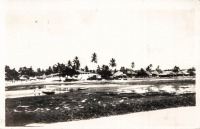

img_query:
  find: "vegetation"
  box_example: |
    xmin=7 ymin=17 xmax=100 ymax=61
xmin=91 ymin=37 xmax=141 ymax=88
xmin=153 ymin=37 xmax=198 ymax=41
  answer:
xmin=73 ymin=56 xmax=80 ymax=70
xmin=84 ymin=66 xmax=89 ymax=72
xmin=146 ymin=64 xmax=153 ymax=72
xmin=156 ymin=65 xmax=162 ymax=73
xmin=131 ymin=62 xmax=135 ymax=69
xmin=109 ymin=58 xmax=116 ymax=70
xmin=5 ymin=66 xmax=19 ymax=81
xmin=173 ymin=66 xmax=180 ymax=73
xmin=187 ymin=67 xmax=196 ymax=76
xmin=96 ymin=65 xmax=101 ymax=74
xmin=18 ymin=67 xmax=35 ymax=77
xmin=67 ymin=60 xmax=72 ymax=68
xmin=91 ymin=52 xmax=97 ymax=64
xmin=6 ymin=90 xmax=195 ymax=126
xmin=120 ymin=66 xmax=126 ymax=73
xmin=98 ymin=65 xmax=112 ymax=79
xmin=136 ymin=68 xmax=149 ymax=77
xmin=5 ymin=52 xmax=196 ymax=81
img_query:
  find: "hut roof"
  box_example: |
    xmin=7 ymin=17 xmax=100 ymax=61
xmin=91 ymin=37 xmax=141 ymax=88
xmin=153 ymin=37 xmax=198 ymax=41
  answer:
xmin=19 ymin=75 xmax=28 ymax=80
xmin=159 ymin=71 xmax=176 ymax=76
xmin=113 ymin=71 xmax=127 ymax=77
xmin=146 ymin=71 xmax=152 ymax=76
xmin=76 ymin=70 xmax=90 ymax=74
xmin=177 ymin=71 xmax=185 ymax=75
xmin=126 ymin=70 xmax=137 ymax=75
xmin=181 ymin=70 xmax=190 ymax=75
xmin=151 ymin=70 xmax=159 ymax=75
xmin=114 ymin=71 xmax=124 ymax=76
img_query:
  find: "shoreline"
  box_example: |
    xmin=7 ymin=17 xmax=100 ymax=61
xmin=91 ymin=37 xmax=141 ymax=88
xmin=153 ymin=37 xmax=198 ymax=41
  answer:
xmin=5 ymin=77 xmax=195 ymax=87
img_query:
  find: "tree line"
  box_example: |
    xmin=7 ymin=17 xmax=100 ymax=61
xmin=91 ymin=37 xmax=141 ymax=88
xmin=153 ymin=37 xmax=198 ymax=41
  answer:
xmin=5 ymin=53 xmax=196 ymax=81
xmin=5 ymin=53 xmax=125 ymax=80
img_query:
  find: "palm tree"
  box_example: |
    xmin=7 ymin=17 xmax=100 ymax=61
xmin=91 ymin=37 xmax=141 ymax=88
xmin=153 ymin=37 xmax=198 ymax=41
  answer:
xmin=187 ymin=67 xmax=195 ymax=76
xmin=173 ymin=66 xmax=180 ymax=73
xmin=84 ymin=65 xmax=89 ymax=72
xmin=120 ymin=66 xmax=126 ymax=73
xmin=5 ymin=65 xmax=19 ymax=81
xmin=91 ymin=52 xmax=98 ymax=71
xmin=48 ymin=66 xmax=53 ymax=74
xmin=156 ymin=65 xmax=162 ymax=73
xmin=131 ymin=62 xmax=135 ymax=69
xmin=96 ymin=65 xmax=101 ymax=74
xmin=146 ymin=64 xmax=153 ymax=72
xmin=53 ymin=63 xmax=62 ymax=74
xmin=99 ymin=65 xmax=112 ymax=79
xmin=27 ymin=66 xmax=35 ymax=77
xmin=73 ymin=56 xmax=80 ymax=70
xmin=91 ymin=52 xmax=97 ymax=63
xmin=18 ymin=66 xmax=28 ymax=76
xmin=109 ymin=58 xmax=116 ymax=70
xmin=67 ymin=60 xmax=72 ymax=68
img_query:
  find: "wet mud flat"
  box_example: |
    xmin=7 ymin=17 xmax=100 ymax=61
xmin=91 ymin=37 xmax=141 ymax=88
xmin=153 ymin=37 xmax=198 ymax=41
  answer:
xmin=6 ymin=88 xmax=195 ymax=126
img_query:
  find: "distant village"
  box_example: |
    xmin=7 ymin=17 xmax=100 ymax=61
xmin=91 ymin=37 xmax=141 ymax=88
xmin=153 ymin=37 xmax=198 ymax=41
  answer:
xmin=5 ymin=53 xmax=196 ymax=83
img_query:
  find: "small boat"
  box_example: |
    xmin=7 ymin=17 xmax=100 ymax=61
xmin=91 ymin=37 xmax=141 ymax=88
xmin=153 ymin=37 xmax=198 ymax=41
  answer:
xmin=78 ymin=87 xmax=88 ymax=90
xmin=42 ymin=89 xmax=55 ymax=95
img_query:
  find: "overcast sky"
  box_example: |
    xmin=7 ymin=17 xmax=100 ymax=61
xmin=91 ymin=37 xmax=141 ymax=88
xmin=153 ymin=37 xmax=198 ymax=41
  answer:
xmin=5 ymin=0 xmax=199 ymax=70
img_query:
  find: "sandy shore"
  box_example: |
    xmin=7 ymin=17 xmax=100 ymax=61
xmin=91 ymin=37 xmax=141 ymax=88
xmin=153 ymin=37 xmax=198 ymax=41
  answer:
xmin=26 ymin=106 xmax=197 ymax=129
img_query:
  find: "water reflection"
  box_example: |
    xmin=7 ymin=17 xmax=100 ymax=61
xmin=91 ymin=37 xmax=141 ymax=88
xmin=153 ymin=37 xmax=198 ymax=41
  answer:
xmin=33 ymin=85 xmax=70 ymax=96
xmin=6 ymin=84 xmax=195 ymax=98
xmin=6 ymin=85 xmax=71 ymax=98
xmin=116 ymin=84 xmax=195 ymax=95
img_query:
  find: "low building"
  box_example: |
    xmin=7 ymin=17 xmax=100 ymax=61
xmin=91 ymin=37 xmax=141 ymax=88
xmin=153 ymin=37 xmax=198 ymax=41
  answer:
xmin=19 ymin=75 xmax=29 ymax=81
xmin=177 ymin=71 xmax=185 ymax=76
xmin=45 ymin=73 xmax=63 ymax=82
xmin=113 ymin=71 xmax=127 ymax=79
xmin=46 ymin=73 xmax=60 ymax=78
xmin=36 ymin=74 xmax=46 ymax=79
xmin=29 ymin=77 xmax=37 ymax=81
xmin=126 ymin=69 xmax=137 ymax=77
xmin=146 ymin=71 xmax=152 ymax=77
xmin=73 ymin=70 xmax=101 ymax=80
xmin=160 ymin=71 xmax=174 ymax=77
xmin=151 ymin=71 xmax=159 ymax=77
xmin=181 ymin=70 xmax=190 ymax=76
xmin=159 ymin=71 xmax=176 ymax=77
xmin=76 ymin=70 xmax=91 ymax=74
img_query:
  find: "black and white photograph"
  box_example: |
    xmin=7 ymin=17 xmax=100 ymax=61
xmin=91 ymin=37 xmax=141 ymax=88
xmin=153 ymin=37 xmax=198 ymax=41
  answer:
xmin=2 ymin=0 xmax=200 ymax=128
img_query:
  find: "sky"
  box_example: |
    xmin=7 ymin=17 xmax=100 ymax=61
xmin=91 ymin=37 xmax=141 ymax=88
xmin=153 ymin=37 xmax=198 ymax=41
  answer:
xmin=5 ymin=0 xmax=200 ymax=71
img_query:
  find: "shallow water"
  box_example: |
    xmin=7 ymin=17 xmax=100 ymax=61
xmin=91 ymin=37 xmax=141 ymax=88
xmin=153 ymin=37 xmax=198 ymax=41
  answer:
xmin=6 ymin=85 xmax=70 ymax=98
xmin=117 ymin=84 xmax=195 ymax=94
xmin=5 ymin=84 xmax=195 ymax=98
